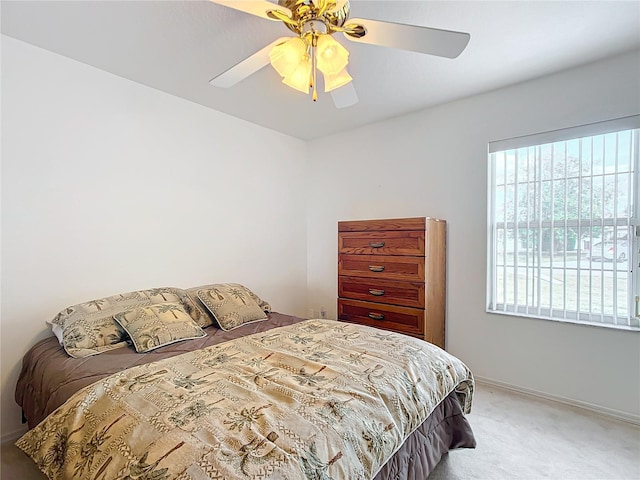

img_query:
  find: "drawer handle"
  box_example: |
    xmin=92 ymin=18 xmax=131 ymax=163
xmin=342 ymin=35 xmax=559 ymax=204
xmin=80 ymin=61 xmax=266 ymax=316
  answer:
xmin=368 ymin=265 xmax=385 ymax=272
xmin=368 ymin=312 xmax=385 ymax=320
xmin=368 ymin=289 xmax=385 ymax=296
xmin=369 ymin=241 xmax=385 ymax=248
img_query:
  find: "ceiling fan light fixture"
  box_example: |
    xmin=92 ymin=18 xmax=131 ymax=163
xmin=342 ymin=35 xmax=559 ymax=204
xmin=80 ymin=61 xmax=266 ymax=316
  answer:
xmin=269 ymin=37 xmax=307 ymax=77
xmin=282 ymin=58 xmax=313 ymax=93
xmin=316 ymin=34 xmax=349 ymax=75
xmin=210 ymin=0 xmax=471 ymax=107
xmin=323 ymin=68 xmax=352 ymax=92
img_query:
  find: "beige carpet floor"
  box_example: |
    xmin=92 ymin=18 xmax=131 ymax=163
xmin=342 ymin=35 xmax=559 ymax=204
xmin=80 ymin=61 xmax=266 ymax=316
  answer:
xmin=2 ymin=383 xmax=639 ymax=479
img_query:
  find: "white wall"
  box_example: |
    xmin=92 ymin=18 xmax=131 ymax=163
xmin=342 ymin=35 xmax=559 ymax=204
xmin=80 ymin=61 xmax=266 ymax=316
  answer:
xmin=306 ymin=49 xmax=640 ymax=420
xmin=0 ymin=36 xmax=308 ymax=440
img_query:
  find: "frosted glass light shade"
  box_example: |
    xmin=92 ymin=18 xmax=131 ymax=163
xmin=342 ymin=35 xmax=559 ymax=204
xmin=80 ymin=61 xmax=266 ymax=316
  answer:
xmin=269 ymin=37 xmax=307 ymax=77
xmin=316 ymin=34 xmax=349 ymax=76
xmin=323 ymin=68 xmax=352 ymax=92
xmin=283 ymin=58 xmax=312 ymax=93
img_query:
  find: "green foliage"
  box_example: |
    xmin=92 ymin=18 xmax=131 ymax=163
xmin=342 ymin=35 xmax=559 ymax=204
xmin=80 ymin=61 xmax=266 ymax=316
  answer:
xmin=496 ymin=140 xmax=627 ymax=252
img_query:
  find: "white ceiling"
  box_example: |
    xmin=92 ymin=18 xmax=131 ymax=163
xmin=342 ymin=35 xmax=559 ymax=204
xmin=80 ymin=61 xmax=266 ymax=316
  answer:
xmin=2 ymin=0 xmax=640 ymax=140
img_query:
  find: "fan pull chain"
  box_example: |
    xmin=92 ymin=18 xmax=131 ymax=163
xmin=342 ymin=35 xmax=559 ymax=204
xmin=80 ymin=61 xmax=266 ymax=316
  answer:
xmin=311 ymin=38 xmax=318 ymax=102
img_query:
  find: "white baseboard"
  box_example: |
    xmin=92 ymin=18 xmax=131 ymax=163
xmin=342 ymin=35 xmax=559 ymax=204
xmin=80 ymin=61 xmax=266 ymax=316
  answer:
xmin=1 ymin=426 xmax=27 ymax=445
xmin=475 ymin=376 xmax=640 ymax=426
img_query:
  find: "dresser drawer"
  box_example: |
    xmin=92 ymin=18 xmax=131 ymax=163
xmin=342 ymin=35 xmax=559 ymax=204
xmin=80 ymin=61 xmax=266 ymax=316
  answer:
xmin=337 ymin=299 xmax=424 ymax=338
xmin=338 ymin=254 xmax=425 ymax=282
xmin=338 ymin=230 xmax=425 ymax=256
xmin=338 ymin=217 xmax=426 ymax=232
xmin=338 ymin=276 xmax=425 ymax=309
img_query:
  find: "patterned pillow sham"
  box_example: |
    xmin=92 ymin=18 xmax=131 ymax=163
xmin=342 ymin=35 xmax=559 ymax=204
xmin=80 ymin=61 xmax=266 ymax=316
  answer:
xmin=186 ymin=283 xmax=271 ymax=328
xmin=51 ymin=287 xmax=202 ymax=358
xmin=197 ymin=284 xmax=268 ymax=331
xmin=114 ymin=302 xmax=206 ymax=353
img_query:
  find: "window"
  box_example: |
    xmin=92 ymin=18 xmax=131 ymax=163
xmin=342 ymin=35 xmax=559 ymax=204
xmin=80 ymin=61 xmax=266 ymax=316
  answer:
xmin=487 ymin=116 xmax=639 ymax=329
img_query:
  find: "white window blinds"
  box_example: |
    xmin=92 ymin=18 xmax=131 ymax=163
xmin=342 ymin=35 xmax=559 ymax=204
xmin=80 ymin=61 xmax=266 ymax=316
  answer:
xmin=487 ymin=115 xmax=639 ymax=329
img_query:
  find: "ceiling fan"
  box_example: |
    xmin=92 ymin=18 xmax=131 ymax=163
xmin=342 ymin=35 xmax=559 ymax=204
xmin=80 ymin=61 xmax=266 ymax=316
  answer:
xmin=209 ymin=0 xmax=470 ymax=108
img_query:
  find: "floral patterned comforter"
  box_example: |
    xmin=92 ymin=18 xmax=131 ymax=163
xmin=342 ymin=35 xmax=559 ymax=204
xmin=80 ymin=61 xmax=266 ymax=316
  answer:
xmin=17 ymin=319 xmax=474 ymax=480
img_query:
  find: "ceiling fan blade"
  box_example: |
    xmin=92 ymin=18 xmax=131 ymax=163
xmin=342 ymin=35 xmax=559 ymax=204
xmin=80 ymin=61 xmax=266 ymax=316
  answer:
xmin=331 ymin=82 xmax=358 ymax=109
xmin=209 ymin=0 xmax=291 ymax=21
xmin=210 ymin=37 xmax=288 ymax=88
xmin=343 ymin=18 xmax=470 ymax=59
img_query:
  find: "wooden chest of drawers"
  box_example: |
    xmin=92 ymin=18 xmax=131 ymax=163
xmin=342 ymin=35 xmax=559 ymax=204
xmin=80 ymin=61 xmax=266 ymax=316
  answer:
xmin=337 ymin=217 xmax=446 ymax=349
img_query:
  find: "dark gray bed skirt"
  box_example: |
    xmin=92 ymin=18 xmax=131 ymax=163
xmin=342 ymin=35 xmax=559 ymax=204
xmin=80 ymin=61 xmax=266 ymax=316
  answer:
xmin=374 ymin=391 xmax=476 ymax=479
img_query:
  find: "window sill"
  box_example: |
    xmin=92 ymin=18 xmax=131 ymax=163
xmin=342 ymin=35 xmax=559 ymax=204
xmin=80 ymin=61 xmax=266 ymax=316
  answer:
xmin=485 ymin=308 xmax=640 ymax=332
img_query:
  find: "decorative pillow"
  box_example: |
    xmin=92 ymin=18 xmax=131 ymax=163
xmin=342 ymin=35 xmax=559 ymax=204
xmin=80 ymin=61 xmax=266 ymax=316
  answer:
xmin=51 ymin=287 xmax=202 ymax=358
xmin=186 ymin=283 xmax=271 ymax=328
xmin=184 ymin=285 xmax=219 ymax=328
xmin=197 ymin=284 xmax=268 ymax=331
xmin=114 ymin=302 xmax=206 ymax=353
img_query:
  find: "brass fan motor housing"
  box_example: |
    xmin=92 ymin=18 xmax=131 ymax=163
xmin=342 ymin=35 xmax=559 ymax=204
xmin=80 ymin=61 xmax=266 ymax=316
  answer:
xmin=277 ymin=0 xmax=351 ymax=34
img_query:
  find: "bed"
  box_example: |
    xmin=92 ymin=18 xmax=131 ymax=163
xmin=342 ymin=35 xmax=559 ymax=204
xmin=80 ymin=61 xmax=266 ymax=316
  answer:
xmin=15 ymin=284 xmax=476 ymax=479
